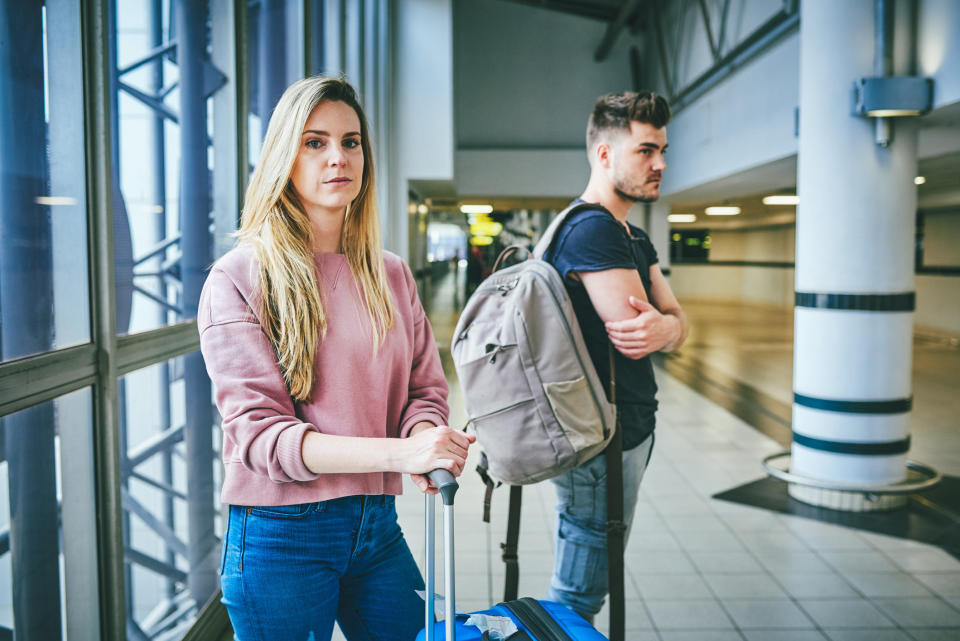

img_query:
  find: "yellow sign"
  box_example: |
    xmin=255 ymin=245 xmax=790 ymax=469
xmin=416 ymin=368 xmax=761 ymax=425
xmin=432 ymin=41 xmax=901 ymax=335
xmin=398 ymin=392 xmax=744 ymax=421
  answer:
xmin=470 ymin=221 xmax=503 ymax=237
xmin=470 ymin=235 xmax=493 ymax=246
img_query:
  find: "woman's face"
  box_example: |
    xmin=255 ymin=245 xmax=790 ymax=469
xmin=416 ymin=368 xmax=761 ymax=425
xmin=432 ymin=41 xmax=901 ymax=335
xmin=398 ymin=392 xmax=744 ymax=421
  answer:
xmin=289 ymin=100 xmax=364 ymax=219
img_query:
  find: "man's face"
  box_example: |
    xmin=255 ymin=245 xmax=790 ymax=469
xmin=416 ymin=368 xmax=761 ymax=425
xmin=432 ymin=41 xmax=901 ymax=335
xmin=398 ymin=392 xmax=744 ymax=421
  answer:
xmin=607 ymin=121 xmax=668 ymax=203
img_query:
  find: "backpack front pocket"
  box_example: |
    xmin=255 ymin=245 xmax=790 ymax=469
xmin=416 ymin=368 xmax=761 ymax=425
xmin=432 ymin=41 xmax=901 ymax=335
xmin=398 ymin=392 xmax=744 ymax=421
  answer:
xmin=543 ymin=375 xmax=606 ymax=453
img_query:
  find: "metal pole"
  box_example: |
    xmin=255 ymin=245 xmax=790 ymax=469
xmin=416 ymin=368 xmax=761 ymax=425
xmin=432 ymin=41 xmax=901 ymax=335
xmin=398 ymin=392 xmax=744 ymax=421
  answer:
xmin=258 ymin=0 xmax=287 ymax=128
xmin=424 ymin=494 xmax=435 ymax=641
xmin=176 ymin=0 xmax=218 ymax=602
xmin=443 ymin=502 xmax=456 ymax=641
xmin=0 ymin=2 xmax=62 ymax=639
xmin=874 ymin=0 xmax=894 ymax=146
xmin=148 ymin=0 xmax=178 ymax=604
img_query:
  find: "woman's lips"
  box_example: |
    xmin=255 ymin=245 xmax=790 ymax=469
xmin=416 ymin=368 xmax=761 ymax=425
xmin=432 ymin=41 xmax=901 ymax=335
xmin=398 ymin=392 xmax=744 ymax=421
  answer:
xmin=325 ymin=177 xmax=351 ymax=184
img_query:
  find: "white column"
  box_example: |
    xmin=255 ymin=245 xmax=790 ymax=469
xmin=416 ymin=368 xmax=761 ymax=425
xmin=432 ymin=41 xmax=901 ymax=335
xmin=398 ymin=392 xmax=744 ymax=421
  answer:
xmin=792 ymin=0 xmax=918 ymax=510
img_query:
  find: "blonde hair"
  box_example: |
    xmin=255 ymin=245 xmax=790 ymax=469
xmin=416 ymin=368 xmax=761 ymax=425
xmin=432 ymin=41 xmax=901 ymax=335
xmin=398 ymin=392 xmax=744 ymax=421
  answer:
xmin=238 ymin=76 xmax=395 ymax=401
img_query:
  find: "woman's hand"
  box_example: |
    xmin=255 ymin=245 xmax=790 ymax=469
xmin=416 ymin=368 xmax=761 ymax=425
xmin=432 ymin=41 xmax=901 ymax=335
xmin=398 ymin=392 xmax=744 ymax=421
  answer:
xmin=398 ymin=424 xmax=475 ymax=493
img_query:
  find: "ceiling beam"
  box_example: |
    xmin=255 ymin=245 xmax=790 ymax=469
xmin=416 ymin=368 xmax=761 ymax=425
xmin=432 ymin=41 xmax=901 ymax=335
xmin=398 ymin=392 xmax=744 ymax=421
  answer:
xmin=500 ymin=0 xmax=620 ymax=23
xmin=594 ymin=0 xmax=645 ymax=61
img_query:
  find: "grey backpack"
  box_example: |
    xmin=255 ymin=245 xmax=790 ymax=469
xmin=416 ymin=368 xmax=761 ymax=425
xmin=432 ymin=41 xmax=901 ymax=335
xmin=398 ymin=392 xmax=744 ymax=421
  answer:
xmin=451 ymin=203 xmax=616 ymax=485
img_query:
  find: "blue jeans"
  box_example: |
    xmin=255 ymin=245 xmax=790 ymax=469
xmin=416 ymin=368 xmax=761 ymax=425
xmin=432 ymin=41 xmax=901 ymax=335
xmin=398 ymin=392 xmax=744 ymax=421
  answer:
xmin=220 ymin=495 xmax=425 ymax=641
xmin=546 ymin=434 xmax=654 ymax=621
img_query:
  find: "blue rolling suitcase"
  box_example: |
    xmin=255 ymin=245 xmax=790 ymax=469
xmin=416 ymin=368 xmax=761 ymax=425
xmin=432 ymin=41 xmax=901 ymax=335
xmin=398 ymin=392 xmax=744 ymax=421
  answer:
xmin=416 ymin=471 xmax=607 ymax=641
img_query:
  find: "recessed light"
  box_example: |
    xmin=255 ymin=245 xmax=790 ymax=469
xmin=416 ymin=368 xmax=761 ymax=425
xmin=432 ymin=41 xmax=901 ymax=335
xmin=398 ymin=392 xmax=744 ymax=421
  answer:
xmin=762 ymin=195 xmax=799 ymax=206
xmin=705 ymin=206 xmax=741 ymax=216
xmin=461 ymin=204 xmax=493 ymax=214
xmin=914 ymin=176 xmax=926 ymax=185
xmin=668 ymin=214 xmax=697 ymax=223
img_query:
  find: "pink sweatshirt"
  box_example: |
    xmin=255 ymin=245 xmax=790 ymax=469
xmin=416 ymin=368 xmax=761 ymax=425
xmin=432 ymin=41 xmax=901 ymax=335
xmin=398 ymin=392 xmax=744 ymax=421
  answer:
xmin=198 ymin=244 xmax=449 ymax=506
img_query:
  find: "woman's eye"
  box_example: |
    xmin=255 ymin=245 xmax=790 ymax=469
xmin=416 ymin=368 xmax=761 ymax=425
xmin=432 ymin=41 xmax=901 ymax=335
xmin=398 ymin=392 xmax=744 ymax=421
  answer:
xmin=306 ymin=139 xmax=324 ymax=149
xmin=344 ymin=138 xmax=361 ymax=149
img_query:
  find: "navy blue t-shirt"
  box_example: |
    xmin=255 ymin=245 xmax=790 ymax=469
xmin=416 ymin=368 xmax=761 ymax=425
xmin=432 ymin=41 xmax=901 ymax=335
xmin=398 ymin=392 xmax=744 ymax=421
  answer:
xmin=543 ymin=202 xmax=660 ymax=450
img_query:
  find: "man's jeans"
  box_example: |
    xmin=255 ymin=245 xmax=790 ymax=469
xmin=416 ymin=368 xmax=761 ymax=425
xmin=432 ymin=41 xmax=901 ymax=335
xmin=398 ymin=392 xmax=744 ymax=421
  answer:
xmin=220 ymin=495 xmax=425 ymax=641
xmin=546 ymin=434 xmax=654 ymax=621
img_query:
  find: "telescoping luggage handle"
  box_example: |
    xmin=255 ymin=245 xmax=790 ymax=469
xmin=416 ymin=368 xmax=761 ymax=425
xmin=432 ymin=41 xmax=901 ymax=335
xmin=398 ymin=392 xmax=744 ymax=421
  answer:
xmin=425 ymin=469 xmax=459 ymax=641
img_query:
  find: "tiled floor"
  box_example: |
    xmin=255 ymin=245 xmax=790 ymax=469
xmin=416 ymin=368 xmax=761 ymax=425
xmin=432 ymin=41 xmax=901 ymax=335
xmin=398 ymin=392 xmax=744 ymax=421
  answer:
xmin=334 ymin=278 xmax=960 ymax=640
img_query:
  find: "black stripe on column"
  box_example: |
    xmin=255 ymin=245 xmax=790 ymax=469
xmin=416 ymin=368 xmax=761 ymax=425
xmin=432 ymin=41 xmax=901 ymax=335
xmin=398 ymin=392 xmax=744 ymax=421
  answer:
xmin=794 ymin=292 xmax=915 ymax=311
xmin=793 ymin=433 xmax=911 ymax=455
xmin=794 ymin=393 xmax=912 ymax=414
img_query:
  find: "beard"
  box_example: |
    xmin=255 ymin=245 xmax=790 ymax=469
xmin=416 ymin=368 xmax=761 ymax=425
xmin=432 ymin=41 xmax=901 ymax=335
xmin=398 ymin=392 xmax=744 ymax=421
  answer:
xmin=613 ymin=174 xmax=661 ymax=203
xmin=614 ymin=186 xmax=659 ymax=203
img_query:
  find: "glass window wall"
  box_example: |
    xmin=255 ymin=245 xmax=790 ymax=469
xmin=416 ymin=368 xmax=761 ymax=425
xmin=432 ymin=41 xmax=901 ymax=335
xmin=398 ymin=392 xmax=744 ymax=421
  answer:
xmin=0 ymin=0 xmax=90 ymax=361
xmin=120 ymin=353 xmax=221 ymax=639
xmin=1 ymin=388 xmax=94 ymax=640
xmin=114 ymin=0 xmax=236 ymax=334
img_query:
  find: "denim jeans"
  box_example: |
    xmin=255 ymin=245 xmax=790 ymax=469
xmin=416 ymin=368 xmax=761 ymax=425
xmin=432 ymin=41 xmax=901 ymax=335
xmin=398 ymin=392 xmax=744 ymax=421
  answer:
xmin=546 ymin=434 xmax=654 ymax=621
xmin=220 ymin=495 xmax=425 ymax=641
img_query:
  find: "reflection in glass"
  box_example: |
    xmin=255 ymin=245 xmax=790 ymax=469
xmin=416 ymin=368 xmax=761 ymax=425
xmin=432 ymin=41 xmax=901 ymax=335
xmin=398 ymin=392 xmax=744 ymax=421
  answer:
xmin=1 ymin=387 xmax=93 ymax=640
xmin=0 ymin=0 xmax=90 ymax=361
xmin=115 ymin=0 xmax=235 ymax=334
xmin=121 ymin=353 xmax=221 ymax=639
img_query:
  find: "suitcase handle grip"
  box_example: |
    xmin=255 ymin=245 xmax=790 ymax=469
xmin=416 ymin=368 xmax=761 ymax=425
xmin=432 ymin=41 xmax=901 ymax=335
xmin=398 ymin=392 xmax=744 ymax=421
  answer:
xmin=427 ymin=469 xmax=459 ymax=506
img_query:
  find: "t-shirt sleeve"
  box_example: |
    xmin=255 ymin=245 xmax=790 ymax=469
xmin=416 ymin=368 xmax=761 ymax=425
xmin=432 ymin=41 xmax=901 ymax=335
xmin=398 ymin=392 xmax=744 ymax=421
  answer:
xmin=550 ymin=213 xmax=634 ymax=280
xmin=636 ymin=228 xmax=660 ymax=266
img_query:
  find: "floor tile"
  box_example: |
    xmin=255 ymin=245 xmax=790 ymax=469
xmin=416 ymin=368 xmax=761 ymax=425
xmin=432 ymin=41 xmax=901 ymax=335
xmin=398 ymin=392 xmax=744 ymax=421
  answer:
xmin=903 ymin=629 xmax=960 ymax=641
xmin=673 ymin=528 xmax=746 ymax=551
xmin=688 ymin=550 xmax=765 ymax=574
xmin=913 ymin=573 xmax=960 ymax=597
xmin=885 ymin=548 xmax=960 ymax=573
xmin=776 ymin=573 xmax=859 ymax=599
xmin=659 ymin=632 xmax=746 ymax=641
xmin=631 ymin=550 xmax=699 ymax=574
xmin=646 ymin=599 xmax=735 ymax=629
xmin=704 ymin=573 xmax=789 ymax=598
xmin=797 ymin=599 xmax=896 ymax=628
xmin=819 ymin=551 xmax=901 ymax=574
xmin=633 ymin=572 xmax=714 ymax=599
xmin=873 ymin=598 xmax=960 ymax=627
xmin=821 ymin=630 xmax=913 ymax=641
xmin=742 ymin=631 xmax=829 ymax=641
xmin=722 ymin=598 xmax=815 ymax=629
xmin=841 ymin=571 xmax=934 ymax=597
xmin=755 ymin=550 xmax=834 ymax=574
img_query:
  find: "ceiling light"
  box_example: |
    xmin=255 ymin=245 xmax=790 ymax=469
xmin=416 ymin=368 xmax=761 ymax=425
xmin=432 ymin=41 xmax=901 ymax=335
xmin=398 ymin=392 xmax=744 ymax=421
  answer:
xmin=668 ymin=214 xmax=697 ymax=223
xmin=461 ymin=204 xmax=493 ymax=215
xmin=762 ymin=195 xmax=799 ymax=206
xmin=417 ymin=203 xmax=429 ymax=215
xmin=914 ymin=176 xmax=926 ymax=185
xmin=35 ymin=196 xmax=78 ymax=206
xmin=705 ymin=206 xmax=741 ymax=216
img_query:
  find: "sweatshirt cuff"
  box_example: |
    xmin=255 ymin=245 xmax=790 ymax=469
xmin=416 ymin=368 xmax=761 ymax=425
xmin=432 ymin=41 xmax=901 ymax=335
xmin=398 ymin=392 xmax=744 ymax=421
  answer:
xmin=399 ymin=412 xmax=448 ymax=439
xmin=276 ymin=423 xmax=321 ymax=482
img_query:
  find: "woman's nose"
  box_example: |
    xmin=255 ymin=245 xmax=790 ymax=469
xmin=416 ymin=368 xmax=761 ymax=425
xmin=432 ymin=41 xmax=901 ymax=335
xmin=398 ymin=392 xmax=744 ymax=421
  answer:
xmin=328 ymin=146 xmax=347 ymax=166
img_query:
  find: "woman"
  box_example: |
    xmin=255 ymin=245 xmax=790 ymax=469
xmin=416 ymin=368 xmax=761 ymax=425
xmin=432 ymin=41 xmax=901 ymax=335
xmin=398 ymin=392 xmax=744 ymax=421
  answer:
xmin=198 ymin=76 xmax=473 ymax=641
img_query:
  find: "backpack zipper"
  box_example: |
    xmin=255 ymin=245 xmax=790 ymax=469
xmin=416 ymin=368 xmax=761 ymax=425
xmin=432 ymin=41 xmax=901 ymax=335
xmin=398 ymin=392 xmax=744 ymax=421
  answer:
xmin=501 ymin=598 xmax=573 ymax=640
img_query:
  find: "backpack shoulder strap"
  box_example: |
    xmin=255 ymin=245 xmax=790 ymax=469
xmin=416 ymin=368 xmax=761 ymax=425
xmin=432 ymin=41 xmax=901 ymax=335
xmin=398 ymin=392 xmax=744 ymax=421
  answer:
xmin=532 ymin=201 xmax=604 ymax=260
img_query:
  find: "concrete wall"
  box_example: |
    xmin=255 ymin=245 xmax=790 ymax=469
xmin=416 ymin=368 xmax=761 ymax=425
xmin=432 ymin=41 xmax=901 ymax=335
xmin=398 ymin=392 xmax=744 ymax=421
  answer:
xmin=452 ymin=0 xmax=636 ymax=197
xmin=389 ymin=0 xmax=455 ymax=259
xmin=670 ymin=224 xmax=795 ymax=308
xmin=669 ymin=216 xmax=960 ymax=335
xmin=916 ymin=209 xmax=960 ymax=334
xmin=920 ymin=0 xmax=960 ymax=109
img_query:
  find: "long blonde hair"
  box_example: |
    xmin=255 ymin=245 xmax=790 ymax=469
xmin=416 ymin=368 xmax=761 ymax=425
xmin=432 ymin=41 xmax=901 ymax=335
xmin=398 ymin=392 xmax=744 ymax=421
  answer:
xmin=238 ymin=76 xmax=395 ymax=401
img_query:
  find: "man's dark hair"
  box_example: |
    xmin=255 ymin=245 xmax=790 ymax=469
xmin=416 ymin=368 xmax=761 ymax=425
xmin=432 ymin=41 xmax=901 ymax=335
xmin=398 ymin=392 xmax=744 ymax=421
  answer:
xmin=586 ymin=91 xmax=671 ymax=151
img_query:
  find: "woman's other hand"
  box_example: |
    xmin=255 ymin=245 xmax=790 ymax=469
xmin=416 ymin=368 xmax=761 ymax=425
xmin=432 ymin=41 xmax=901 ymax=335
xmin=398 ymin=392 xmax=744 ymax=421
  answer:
xmin=399 ymin=424 xmax=475 ymax=493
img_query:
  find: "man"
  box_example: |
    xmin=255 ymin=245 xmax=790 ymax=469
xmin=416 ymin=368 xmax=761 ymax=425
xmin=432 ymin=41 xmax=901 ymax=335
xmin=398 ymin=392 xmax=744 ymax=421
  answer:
xmin=542 ymin=91 xmax=688 ymax=621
